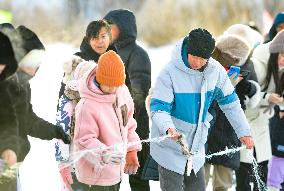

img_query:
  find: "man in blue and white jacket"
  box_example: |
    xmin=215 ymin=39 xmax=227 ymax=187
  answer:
xmin=150 ymin=28 xmax=254 ymax=191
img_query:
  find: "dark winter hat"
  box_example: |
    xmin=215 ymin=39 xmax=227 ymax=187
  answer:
xmin=269 ymin=30 xmax=284 ymax=53
xmin=10 ymin=25 xmax=45 ymax=69
xmin=186 ymin=28 xmax=215 ymax=59
xmin=212 ymin=34 xmax=250 ymax=67
xmin=0 ymin=31 xmax=18 ymax=81
xmin=96 ymin=50 xmax=126 ymax=87
xmin=269 ymin=12 xmax=284 ymax=41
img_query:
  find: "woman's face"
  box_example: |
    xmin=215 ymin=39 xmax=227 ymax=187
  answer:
xmin=0 ymin=64 xmax=6 ymax=74
xmin=278 ymin=53 xmax=284 ymax=69
xmin=89 ymin=27 xmax=110 ymax=55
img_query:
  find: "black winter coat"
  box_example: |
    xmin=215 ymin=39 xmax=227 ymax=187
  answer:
xmin=0 ymin=80 xmax=21 ymax=158
xmin=207 ymin=60 xmax=258 ymax=170
xmin=270 ymin=106 xmax=284 ymax=158
xmin=4 ymin=72 xmax=68 ymax=161
xmin=104 ymin=9 xmax=151 ymax=179
xmin=104 ymin=9 xmax=151 ymax=139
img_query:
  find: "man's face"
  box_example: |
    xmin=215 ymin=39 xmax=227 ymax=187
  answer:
xmin=90 ymin=27 xmax=111 ymax=55
xmin=187 ymin=54 xmax=208 ymax=70
xmin=99 ymin=84 xmax=118 ymax=94
xmin=0 ymin=64 xmax=6 ymax=74
xmin=110 ymin=24 xmax=120 ymax=43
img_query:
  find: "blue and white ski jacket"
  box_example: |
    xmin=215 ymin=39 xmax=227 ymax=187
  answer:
xmin=150 ymin=38 xmax=251 ymax=175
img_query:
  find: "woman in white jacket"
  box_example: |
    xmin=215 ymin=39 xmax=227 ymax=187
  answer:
xmin=244 ymin=30 xmax=284 ymax=191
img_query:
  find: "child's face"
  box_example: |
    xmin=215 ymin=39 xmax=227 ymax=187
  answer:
xmin=188 ymin=54 xmax=208 ymax=70
xmin=90 ymin=27 xmax=111 ymax=55
xmin=100 ymin=84 xmax=118 ymax=94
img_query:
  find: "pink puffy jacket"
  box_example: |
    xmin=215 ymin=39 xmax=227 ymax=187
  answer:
xmin=73 ymin=66 xmax=141 ymax=186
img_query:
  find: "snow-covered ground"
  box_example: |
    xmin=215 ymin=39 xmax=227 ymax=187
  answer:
xmin=24 ymin=43 xmax=235 ymax=190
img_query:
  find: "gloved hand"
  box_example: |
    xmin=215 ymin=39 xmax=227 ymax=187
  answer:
xmin=101 ymin=146 xmax=125 ymax=165
xmin=124 ymin=150 xmax=140 ymax=174
xmin=229 ymin=73 xmax=243 ymax=87
xmin=56 ymin=126 xmax=71 ymax=144
xmin=59 ymin=166 xmax=73 ymax=186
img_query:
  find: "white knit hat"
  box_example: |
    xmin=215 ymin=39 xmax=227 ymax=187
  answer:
xmin=214 ymin=34 xmax=251 ymax=66
xmin=224 ymin=24 xmax=263 ymax=49
xmin=269 ymin=30 xmax=284 ymax=53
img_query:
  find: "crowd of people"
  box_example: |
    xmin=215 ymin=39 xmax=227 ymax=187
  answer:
xmin=0 ymin=8 xmax=284 ymax=191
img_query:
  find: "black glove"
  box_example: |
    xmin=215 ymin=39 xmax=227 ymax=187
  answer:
xmin=55 ymin=126 xmax=71 ymax=144
xmin=236 ymin=79 xmax=256 ymax=98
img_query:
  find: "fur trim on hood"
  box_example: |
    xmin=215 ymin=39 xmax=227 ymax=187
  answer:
xmin=65 ymin=60 xmax=96 ymax=91
xmin=62 ymin=55 xmax=85 ymax=84
xmin=224 ymin=24 xmax=263 ymax=49
xmin=213 ymin=34 xmax=251 ymax=67
xmin=18 ymin=49 xmax=45 ymax=70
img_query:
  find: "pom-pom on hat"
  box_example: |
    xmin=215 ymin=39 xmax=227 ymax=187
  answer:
xmin=96 ymin=50 xmax=125 ymax=87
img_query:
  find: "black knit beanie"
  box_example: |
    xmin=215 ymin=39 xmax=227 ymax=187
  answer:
xmin=187 ymin=28 xmax=215 ymax=59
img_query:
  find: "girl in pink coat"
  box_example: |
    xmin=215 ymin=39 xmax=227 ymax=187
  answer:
xmin=73 ymin=50 xmax=141 ymax=190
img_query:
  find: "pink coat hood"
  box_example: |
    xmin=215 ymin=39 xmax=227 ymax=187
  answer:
xmin=73 ymin=66 xmax=141 ymax=186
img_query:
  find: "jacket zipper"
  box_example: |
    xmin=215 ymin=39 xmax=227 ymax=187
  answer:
xmin=112 ymin=96 xmax=124 ymax=181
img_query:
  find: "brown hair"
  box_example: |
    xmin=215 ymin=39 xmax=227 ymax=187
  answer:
xmin=85 ymin=20 xmax=111 ymax=42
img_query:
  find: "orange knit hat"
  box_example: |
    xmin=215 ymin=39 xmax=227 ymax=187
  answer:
xmin=96 ymin=50 xmax=126 ymax=86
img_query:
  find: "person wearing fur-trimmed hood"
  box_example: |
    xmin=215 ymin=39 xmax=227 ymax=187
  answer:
xmin=0 ymin=30 xmax=20 ymax=191
xmin=73 ymin=50 xmax=142 ymax=189
xmin=56 ymin=20 xmax=119 ymax=191
xmin=251 ymin=30 xmax=284 ymax=191
xmin=150 ymin=28 xmax=253 ymax=191
xmin=57 ymin=20 xmax=117 ymax=105
xmin=243 ymin=31 xmax=284 ymax=191
xmin=205 ymin=34 xmax=261 ymax=191
xmin=0 ymin=25 xmax=70 ymax=190
xmin=2 ymin=25 xmax=70 ymax=161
